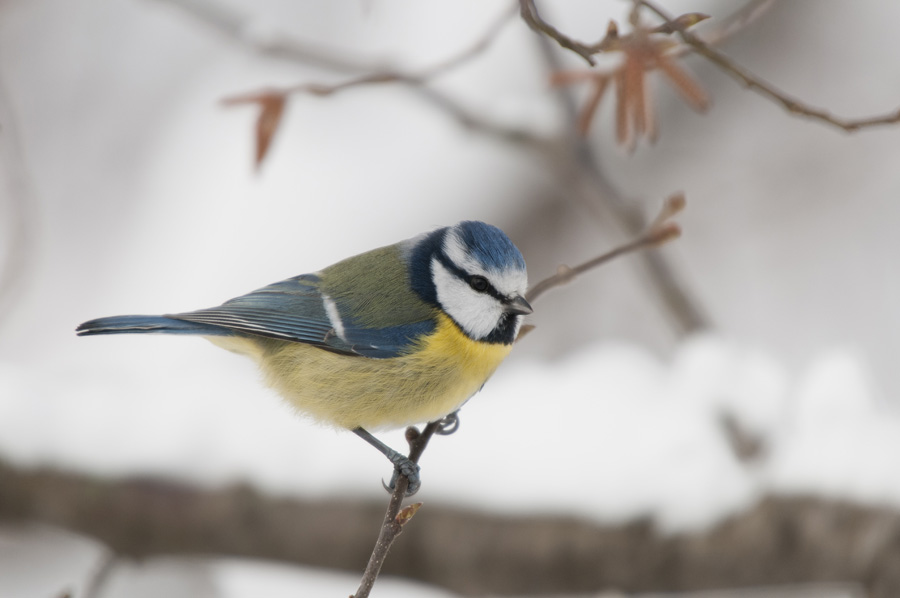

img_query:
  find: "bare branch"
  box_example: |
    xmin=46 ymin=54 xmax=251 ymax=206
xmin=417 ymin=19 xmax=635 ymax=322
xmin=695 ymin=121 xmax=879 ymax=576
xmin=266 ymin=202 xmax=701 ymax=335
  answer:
xmin=0 ymin=73 xmax=38 ymax=327
xmin=691 ymin=0 xmax=779 ymax=48
xmin=639 ymin=0 xmax=900 ymax=132
xmin=150 ymin=0 xmax=381 ymax=73
xmin=352 ymin=420 xmax=443 ymax=598
xmin=518 ymin=0 xmax=599 ymax=65
xmin=525 ymin=193 xmax=683 ymax=304
xmin=221 ymin=2 xmax=517 ymax=98
xmin=219 ymin=3 xmax=527 ymax=165
xmin=418 ymin=3 xmax=518 ymax=79
xmin=534 ymin=31 xmax=709 ymax=333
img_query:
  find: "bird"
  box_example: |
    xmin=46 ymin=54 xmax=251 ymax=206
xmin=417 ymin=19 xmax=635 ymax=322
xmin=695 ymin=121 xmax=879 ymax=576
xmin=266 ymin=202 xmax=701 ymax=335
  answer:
xmin=76 ymin=221 xmax=532 ymax=494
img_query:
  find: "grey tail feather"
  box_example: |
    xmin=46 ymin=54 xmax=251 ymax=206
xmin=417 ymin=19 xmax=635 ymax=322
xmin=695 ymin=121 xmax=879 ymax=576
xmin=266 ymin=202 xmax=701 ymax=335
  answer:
xmin=76 ymin=315 xmax=231 ymax=337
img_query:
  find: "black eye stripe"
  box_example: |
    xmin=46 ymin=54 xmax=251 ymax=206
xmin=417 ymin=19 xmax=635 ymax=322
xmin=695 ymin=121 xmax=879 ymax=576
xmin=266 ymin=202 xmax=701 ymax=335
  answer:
xmin=436 ymin=253 xmax=505 ymax=301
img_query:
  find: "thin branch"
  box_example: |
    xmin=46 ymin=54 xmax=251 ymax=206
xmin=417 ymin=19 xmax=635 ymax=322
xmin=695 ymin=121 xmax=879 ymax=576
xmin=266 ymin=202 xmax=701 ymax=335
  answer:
xmin=411 ymin=86 xmax=542 ymax=144
xmin=525 ymin=193 xmax=683 ymax=304
xmin=0 ymin=72 xmax=38 ymax=327
xmin=639 ymin=0 xmax=900 ymax=132
xmin=352 ymin=421 xmax=441 ymax=598
xmin=518 ymin=0 xmax=600 ymax=66
xmin=534 ymin=29 xmax=710 ymax=333
xmin=418 ymin=3 xmax=518 ymax=79
xmin=150 ymin=0 xmax=380 ymax=73
xmin=220 ymin=3 xmax=527 ymax=165
xmin=692 ymin=0 xmax=779 ymax=49
xmin=230 ymin=2 xmax=517 ymax=98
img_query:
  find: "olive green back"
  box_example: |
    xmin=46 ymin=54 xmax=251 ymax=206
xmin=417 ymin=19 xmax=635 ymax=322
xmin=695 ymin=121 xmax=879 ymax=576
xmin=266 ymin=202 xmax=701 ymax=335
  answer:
xmin=319 ymin=244 xmax=436 ymax=328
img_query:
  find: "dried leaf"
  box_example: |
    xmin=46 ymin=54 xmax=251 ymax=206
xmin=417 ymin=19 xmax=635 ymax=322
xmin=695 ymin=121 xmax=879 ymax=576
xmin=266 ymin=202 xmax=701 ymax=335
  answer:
xmin=549 ymin=70 xmax=599 ymax=87
xmin=644 ymin=75 xmax=658 ymax=144
xmin=223 ymin=91 xmax=287 ymax=169
xmin=624 ymin=53 xmax=647 ymax=137
xmin=577 ymin=75 xmax=610 ymax=135
xmin=657 ymin=54 xmax=710 ymax=112
xmin=614 ymin=69 xmax=630 ymax=147
xmin=254 ymin=94 xmax=286 ymax=168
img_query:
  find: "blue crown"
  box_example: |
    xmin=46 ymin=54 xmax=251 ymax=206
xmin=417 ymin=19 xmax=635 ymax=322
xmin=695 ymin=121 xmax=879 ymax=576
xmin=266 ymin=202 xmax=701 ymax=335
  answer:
xmin=455 ymin=221 xmax=526 ymax=272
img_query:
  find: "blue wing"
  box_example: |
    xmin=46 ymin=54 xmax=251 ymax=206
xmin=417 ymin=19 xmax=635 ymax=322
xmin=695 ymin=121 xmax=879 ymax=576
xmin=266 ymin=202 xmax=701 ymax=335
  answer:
xmin=168 ymin=274 xmax=435 ymax=358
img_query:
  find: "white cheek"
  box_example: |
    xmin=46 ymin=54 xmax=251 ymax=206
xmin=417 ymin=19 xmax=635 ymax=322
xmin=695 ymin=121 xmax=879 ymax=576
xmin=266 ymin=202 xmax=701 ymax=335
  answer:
xmin=432 ymin=260 xmax=503 ymax=340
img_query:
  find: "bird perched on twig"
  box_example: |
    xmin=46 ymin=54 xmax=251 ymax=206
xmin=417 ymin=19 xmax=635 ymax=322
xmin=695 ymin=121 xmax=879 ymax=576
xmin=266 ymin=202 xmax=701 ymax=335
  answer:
xmin=77 ymin=221 xmax=532 ymax=495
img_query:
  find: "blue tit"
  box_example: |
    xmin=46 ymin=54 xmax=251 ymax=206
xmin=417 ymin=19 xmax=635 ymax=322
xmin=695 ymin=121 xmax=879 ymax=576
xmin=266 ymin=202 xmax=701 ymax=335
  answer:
xmin=77 ymin=221 xmax=532 ymax=494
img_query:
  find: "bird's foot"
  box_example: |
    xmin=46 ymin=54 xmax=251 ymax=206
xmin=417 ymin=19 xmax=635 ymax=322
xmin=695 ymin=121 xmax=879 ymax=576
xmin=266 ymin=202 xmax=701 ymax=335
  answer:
xmin=383 ymin=453 xmax=421 ymax=496
xmin=435 ymin=411 xmax=460 ymax=435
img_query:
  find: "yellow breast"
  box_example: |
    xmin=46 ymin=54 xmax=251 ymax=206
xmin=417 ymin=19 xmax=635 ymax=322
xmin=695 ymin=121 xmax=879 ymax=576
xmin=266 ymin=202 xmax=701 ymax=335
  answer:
xmin=214 ymin=313 xmax=513 ymax=430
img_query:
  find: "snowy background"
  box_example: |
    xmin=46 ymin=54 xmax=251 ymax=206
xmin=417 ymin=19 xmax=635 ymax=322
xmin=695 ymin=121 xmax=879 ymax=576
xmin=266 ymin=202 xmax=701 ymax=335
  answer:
xmin=1 ymin=0 xmax=900 ymax=596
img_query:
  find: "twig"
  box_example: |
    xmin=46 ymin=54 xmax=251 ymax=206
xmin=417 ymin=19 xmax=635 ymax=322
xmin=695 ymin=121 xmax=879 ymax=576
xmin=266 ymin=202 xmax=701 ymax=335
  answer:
xmin=0 ymin=73 xmax=38 ymax=327
xmin=638 ymin=0 xmax=900 ymax=132
xmin=352 ymin=421 xmax=441 ymax=598
xmin=691 ymin=0 xmax=778 ymax=49
xmin=411 ymin=86 xmax=541 ymax=145
xmin=518 ymin=0 xmax=600 ymax=66
xmin=525 ymin=193 xmax=683 ymax=303
xmin=228 ymin=2 xmax=517 ymax=99
xmin=534 ymin=29 xmax=709 ymax=333
xmin=221 ymin=3 xmax=527 ymax=165
xmin=150 ymin=0 xmax=380 ymax=73
xmin=419 ymin=3 xmax=518 ymax=79
xmin=521 ymin=0 xmax=777 ymax=68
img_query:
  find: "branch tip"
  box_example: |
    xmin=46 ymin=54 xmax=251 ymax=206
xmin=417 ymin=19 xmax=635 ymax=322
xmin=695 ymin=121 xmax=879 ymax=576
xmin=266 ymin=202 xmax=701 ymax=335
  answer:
xmin=649 ymin=222 xmax=682 ymax=246
xmin=524 ymin=193 xmax=687 ymax=304
xmin=405 ymin=426 xmax=421 ymax=445
xmin=651 ymin=192 xmax=686 ymax=227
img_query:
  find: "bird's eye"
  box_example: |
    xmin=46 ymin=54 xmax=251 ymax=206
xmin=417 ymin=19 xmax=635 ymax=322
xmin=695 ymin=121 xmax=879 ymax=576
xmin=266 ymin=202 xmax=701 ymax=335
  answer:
xmin=468 ymin=275 xmax=489 ymax=293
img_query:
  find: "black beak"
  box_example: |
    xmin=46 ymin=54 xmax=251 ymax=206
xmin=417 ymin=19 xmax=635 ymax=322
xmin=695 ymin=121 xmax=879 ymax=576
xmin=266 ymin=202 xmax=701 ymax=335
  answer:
xmin=505 ymin=294 xmax=533 ymax=316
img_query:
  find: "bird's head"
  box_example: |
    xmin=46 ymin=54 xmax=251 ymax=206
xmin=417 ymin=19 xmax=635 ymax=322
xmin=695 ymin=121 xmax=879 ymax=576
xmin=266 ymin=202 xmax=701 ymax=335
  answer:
xmin=408 ymin=221 xmax=531 ymax=344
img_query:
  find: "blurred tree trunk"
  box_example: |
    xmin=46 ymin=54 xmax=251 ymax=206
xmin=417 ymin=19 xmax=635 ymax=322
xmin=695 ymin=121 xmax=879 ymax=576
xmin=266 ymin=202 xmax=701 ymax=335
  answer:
xmin=1 ymin=460 xmax=898 ymax=596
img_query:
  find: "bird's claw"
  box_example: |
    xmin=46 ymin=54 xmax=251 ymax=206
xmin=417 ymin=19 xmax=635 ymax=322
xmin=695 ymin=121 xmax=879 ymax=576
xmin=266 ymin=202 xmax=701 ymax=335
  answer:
xmin=384 ymin=455 xmax=421 ymax=496
xmin=435 ymin=412 xmax=460 ymax=436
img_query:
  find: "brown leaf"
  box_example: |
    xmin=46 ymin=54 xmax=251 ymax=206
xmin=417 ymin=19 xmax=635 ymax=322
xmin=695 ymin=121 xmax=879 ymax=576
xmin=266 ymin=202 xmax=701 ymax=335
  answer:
xmin=548 ymin=70 xmax=597 ymax=87
xmin=223 ymin=91 xmax=287 ymax=169
xmin=614 ymin=69 xmax=630 ymax=147
xmin=254 ymin=94 xmax=286 ymax=168
xmin=577 ymin=75 xmax=610 ymax=135
xmin=624 ymin=53 xmax=647 ymax=138
xmin=657 ymin=54 xmax=710 ymax=112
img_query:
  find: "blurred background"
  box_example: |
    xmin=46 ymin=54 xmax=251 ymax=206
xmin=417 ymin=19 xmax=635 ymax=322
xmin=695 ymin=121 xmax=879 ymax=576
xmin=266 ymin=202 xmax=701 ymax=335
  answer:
xmin=1 ymin=0 xmax=899 ymax=596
